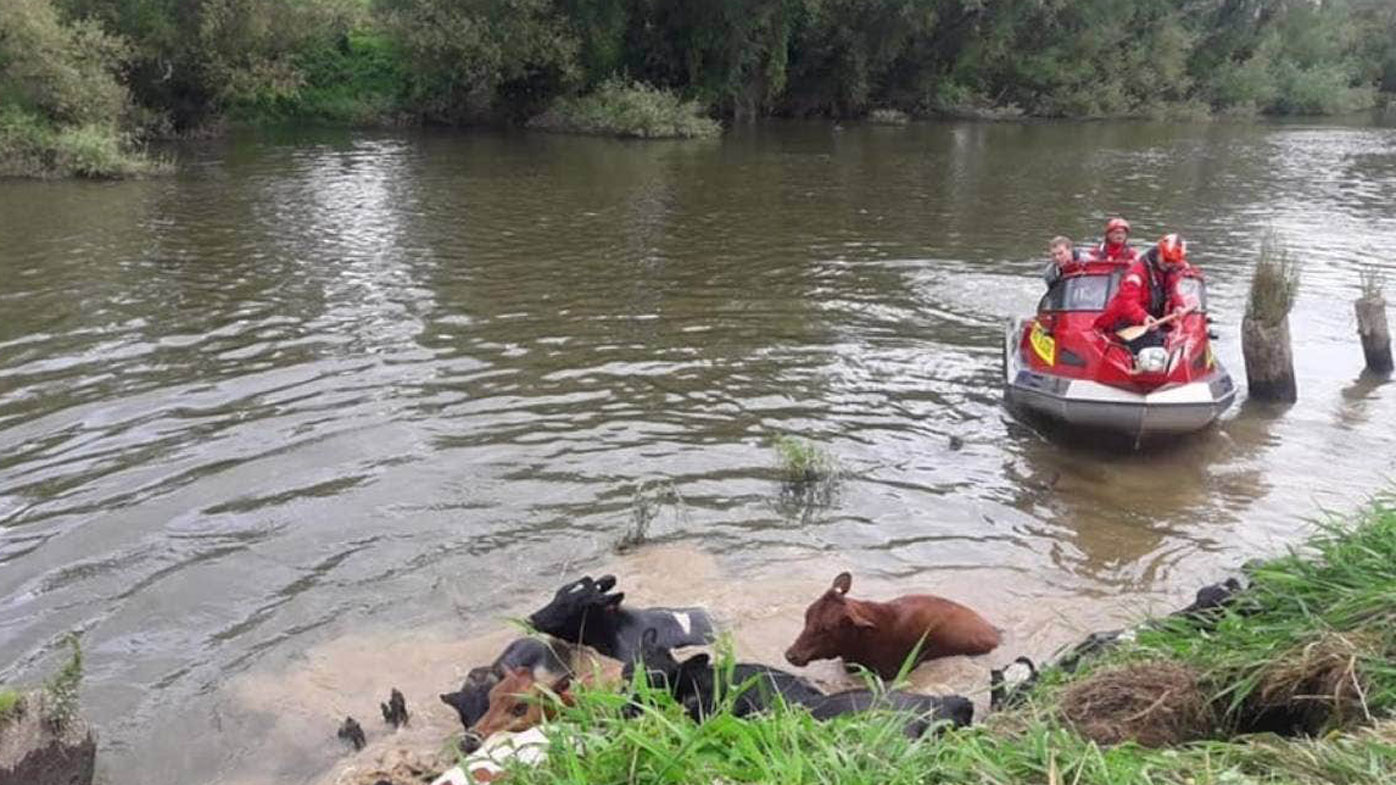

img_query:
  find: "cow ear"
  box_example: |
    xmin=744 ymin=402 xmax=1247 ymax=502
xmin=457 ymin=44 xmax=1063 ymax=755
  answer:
xmin=551 ymin=675 xmax=571 ymax=694
xmin=641 ymin=627 xmax=658 ymax=646
xmin=832 ymin=572 xmax=853 ymax=595
xmin=847 ymin=604 xmax=877 ymax=629
xmin=596 ymin=574 xmax=618 ymax=592
xmin=603 ymin=592 xmax=625 ymax=610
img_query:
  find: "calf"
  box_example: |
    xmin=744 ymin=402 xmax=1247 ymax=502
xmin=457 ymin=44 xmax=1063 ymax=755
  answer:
xmin=623 ymin=628 xmax=824 ymax=721
xmin=469 ymin=667 xmax=574 ymax=741
xmin=527 ymin=574 xmax=715 ymax=664
xmin=440 ymin=637 xmax=571 ymax=750
xmin=785 ymin=572 xmax=999 ymax=680
xmin=806 ymin=689 xmax=973 ymax=737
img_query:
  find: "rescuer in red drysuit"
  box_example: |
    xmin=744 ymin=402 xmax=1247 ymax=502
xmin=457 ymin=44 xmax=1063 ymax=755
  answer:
xmin=1093 ymin=234 xmax=1196 ymax=341
xmin=1088 ymin=217 xmax=1140 ymax=265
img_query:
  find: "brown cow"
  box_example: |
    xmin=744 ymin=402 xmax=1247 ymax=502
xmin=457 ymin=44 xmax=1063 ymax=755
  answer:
xmin=469 ymin=667 xmax=574 ymax=741
xmin=785 ymin=572 xmax=999 ymax=679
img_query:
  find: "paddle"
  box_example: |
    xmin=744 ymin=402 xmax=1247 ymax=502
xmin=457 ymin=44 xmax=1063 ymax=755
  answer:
xmin=1115 ymin=305 xmax=1196 ymax=343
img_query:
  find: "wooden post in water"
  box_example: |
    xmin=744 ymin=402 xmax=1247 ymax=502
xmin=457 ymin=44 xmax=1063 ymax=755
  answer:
xmin=1242 ymin=317 xmax=1296 ymax=401
xmin=1242 ymin=232 xmax=1299 ymax=403
xmin=1355 ymin=269 xmax=1392 ymax=374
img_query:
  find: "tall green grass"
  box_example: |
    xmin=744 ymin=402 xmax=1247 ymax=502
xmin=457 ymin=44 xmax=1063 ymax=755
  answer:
xmin=1246 ymin=230 xmax=1301 ymax=326
xmin=0 ymin=688 xmax=21 ymax=722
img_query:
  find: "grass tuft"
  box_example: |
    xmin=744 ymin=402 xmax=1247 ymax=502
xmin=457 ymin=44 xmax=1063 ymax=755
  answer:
xmin=0 ymin=688 xmax=21 ymax=722
xmin=1246 ymin=229 xmax=1301 ymax=325
xmin=771 ymin=435 xmax=840 ymax=485
xmin=1359 ymin=266 xmax=1386 ymax=301
xmin=43 ymin=633 xmax=83 ymax=730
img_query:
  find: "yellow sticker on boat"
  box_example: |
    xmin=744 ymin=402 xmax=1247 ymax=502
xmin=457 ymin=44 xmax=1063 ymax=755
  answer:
xmin=1029 ymin=322 xmax=1055 ymax=365
xmin=1205 ymin=344 xmax=1215 ymax=370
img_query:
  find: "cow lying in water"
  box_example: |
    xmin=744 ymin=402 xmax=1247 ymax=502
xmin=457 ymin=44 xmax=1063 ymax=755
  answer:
xmin=626 ymin=628 xmax=972 ymax=737
xmin=785 ymin=572 xmax=999 ymax=679
xmin=527 ymin=574 xmax=715 ymax=664
xmin=439 ymin=637 xmax=572 ymax=751
xmin=622 ymin=628 xmax=824 ymax=721
xmin=806 ymin=688 xmax=973 ymax=737
xmin=470 ymin=666 xmax=575 ymax=741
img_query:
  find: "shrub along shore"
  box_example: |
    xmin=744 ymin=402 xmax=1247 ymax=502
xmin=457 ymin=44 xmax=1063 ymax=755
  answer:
xmin=488 ymin=496 xmax=1396 ymax=784
xmin=4 ymin=1 xmax=1396 ymax=177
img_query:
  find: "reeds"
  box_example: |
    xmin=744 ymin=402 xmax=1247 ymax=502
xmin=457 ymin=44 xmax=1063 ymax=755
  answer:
xmin=1246 ymin=230 xmax=1301 ymax=325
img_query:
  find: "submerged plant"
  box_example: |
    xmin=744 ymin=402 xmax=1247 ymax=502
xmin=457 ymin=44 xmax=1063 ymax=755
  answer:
xmin=1247 ymin=230 xmax=1301 ymax=325
xmin=771 ymin=435 xmax=840 ymax=485
xmin=615 ymin=480 xmax=685 ymax=553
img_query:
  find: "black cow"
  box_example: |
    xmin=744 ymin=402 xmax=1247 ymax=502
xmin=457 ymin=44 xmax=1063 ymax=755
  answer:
xmin=805 ymin=689 xmax=974 ymax=738
xmin=527 ymin=574 xmax=715 ymax=664
xmin=622 ymin=629 xmax=824 ymax=721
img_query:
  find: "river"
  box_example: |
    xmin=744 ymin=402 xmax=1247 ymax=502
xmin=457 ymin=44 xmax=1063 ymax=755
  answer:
xmin=2 ymin=119 xmax=1395 ymax=784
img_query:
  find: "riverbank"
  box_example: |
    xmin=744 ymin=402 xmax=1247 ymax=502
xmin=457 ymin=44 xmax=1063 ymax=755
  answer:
xmin=6 ymin=0 xmax=1395 ymax=178
xmin=449 ymin=497 xmax=1396 ymax=784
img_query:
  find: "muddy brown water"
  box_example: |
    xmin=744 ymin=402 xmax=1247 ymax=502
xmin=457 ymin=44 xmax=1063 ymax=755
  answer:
xmin=2 ymin=119 xmax=1396 ymax=784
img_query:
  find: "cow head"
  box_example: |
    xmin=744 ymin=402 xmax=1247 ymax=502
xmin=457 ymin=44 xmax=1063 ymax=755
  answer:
xmin=441 ymin=666 xmax=500 ymax=728
xmin=526 ymin=575 xmax=623 ymax=642
xmin=784 ymin=572 xmax=876 ymax=667
xmin=470 ymin=667 xmax=572 ymax=741
xmin=622 ymin=627 xmax=680 ymax=691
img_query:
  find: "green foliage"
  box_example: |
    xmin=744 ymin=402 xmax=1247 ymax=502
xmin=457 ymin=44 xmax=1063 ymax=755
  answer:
xmin=380 ymin=0 xmax=580 ymax=124
xmin=229 ymin=28 xmax=407 ymax=124
xmin=0 ymin=0 xmax=160 ymax=179
xmin=1105 ymin=497 xmax=1396 ymax=732
xmin=0 ymin=688 xmax=21 ymax=722
xmin=1247 ymin=230 xmax=1301 ymax=326
xmin=527 ymin=78 xmax=719 ymax=138
xmin=15 ymin=0 xmax=1396 ymax=150
xmin=1 ymin=105 xmax=164 ymax=178
xmin=771 ymin=434 xmax=839 ymax=485
xmin=43 ymin=634 xmax=83 ymax=730
xmin=0 ymin=0 xmax=130 ymax=125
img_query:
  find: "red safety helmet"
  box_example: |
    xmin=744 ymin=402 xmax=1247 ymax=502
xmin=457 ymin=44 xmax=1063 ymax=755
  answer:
xmin=1105 ymin=217 xmax=1131 ymax=235
xmin=1157 ymin=233 xmax=1187 ymax=266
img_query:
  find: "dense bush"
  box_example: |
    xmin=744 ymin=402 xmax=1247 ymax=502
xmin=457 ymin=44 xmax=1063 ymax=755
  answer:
xmin=527 ymin=77 xmax=719 ymax=138
xmin=0 ymin=0 xmax=159 ymax=176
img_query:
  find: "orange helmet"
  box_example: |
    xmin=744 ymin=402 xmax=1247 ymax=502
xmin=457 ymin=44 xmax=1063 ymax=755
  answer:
xmin=1105 ymin=217 xmax=1131 ymax=235
xmin=1157 ymin=233 xmax=1187 ymax=265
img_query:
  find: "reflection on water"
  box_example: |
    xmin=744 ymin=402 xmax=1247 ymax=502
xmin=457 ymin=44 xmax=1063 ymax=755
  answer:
xmin=1 ymin=120 xmax=1396 ymax=784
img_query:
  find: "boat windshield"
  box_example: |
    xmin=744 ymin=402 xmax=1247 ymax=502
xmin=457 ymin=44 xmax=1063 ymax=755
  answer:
xmin=1039 ymin=271 xmax=1121 ymax=313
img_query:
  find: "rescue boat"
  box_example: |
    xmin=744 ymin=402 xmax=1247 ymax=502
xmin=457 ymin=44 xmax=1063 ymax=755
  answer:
xmin=1003 ymin=261 xmax=1236 ymax=439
